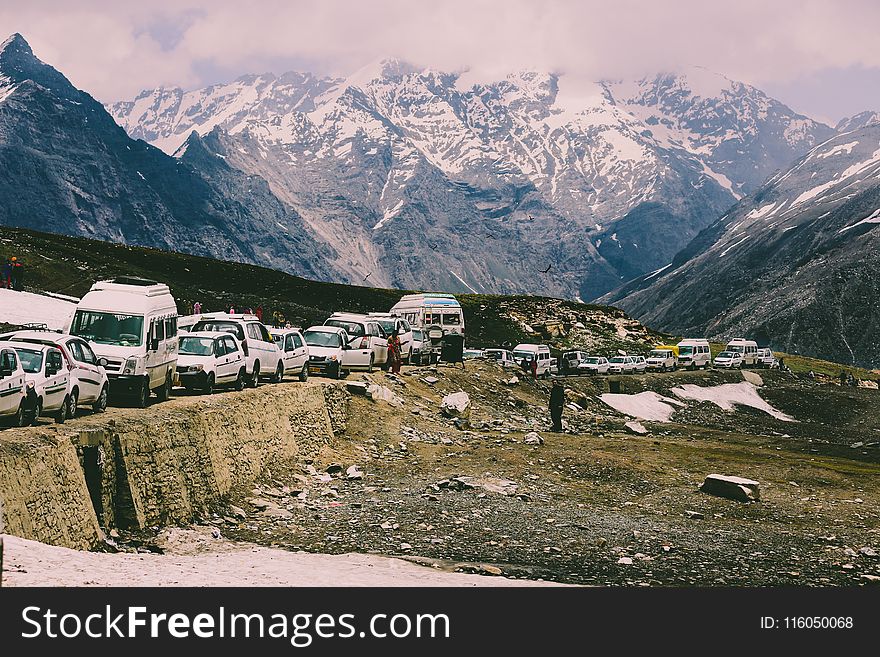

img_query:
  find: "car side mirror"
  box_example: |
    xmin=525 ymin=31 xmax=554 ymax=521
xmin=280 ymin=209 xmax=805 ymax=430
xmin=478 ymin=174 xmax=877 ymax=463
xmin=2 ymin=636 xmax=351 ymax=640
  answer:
xmin=98 ymin=357 xmax=108 ymax=368
xmin=0 ymin=367 xmax=11 ymax=378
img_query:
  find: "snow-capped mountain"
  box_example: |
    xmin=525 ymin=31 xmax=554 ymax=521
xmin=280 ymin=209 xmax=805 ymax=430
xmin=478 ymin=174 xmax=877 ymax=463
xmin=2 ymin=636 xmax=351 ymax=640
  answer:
xmin=0 ymin=34 xmax=339 ymax=282
xmin=110 ymin=61 xmax=832 ymax=298
xmin=602 ymin=123 xmax=880 ymax=367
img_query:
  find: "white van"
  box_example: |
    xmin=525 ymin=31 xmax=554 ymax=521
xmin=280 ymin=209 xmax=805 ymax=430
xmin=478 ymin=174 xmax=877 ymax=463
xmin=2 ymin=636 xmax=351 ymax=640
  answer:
xmin=676 ymin=338 xmax=711 ymax=370
xmin=513 ymin=344 xmax=553 ymax=377
xmin=0 ymin=346 xmax=28 ymax=427
xmin=192 ymin=314 xmax=283 ymax=386
xmin=725 ymin=338 xmax=759 ymax=367
xmin=389 ymin=294 xmax=465 ymax=337
xmin=68 ymin=277 xmax=179 ymax=407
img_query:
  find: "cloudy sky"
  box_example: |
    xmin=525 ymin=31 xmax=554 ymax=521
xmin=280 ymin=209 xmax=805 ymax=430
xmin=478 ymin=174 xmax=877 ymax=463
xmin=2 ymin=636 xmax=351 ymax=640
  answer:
xmin=3 ymin=0 xmax=879 ymax=125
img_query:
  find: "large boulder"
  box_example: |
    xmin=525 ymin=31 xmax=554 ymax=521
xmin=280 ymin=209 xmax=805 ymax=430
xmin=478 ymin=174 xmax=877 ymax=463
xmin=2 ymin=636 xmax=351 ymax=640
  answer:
xmin=700 ymin=474 xmax=761 ymax=502
xmin=741 ymin=371 xmax=763 ymax=387
xmin=366 ymin=384 xmax=403 ymax=406
xmin=441 ymin=391 xmax=471 ymax=419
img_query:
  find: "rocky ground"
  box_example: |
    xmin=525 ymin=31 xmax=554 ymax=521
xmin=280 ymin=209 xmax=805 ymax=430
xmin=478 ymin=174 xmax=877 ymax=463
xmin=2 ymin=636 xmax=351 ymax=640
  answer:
xmin=115 ymin=359 xmax=880 ymax=587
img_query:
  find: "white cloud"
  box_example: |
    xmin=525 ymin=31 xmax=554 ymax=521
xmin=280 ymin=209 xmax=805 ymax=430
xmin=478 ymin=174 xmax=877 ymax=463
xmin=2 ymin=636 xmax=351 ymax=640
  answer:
xmin=2 ymin=0 xmax=880 ymax=120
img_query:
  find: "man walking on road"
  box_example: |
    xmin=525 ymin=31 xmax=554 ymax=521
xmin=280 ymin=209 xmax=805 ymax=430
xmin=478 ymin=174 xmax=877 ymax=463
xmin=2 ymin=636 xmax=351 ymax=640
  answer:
xmin=550 ymin=379 xmax=565 ymax=432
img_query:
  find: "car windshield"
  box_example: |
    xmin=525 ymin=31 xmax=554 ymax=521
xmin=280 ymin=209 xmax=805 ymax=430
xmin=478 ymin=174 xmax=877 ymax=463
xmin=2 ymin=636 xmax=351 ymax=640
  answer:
xmin=486 ymin=351 xmax=504 ymax=360
xmin=513 ymin=350 xmax=534 ymax=360
xmin=193 ymin=321 xmax=245 ymax=341
xmin=585 ymin=358 xmax=601 ymax=364
xmin=727 ymin=345 xmax=744 ymax=352
xmin=325 ymin=319 xmax=364 ymax=337
xmin=14 ymin=348 xmax=43 ymax=373
xmin=718 ymin=352 xmax=736 ymax=358
xmin=304 ymin=330 xmax=341 ymax=348
xmin=649 ymin=350 xmax=668 ymax=358
xmin=375 ymin=319 xmax=395 ymax=334
xmin=178 ymin=337 xmax=215 ymax=356
xmin=412 ymin=330 xmax=423 ymax=340
xmin=678 ymin=346 xmax=694 ymax=356
xmin=609 ymin=357 xmax=626 ymax=364
xmin=71 ymin=310 xmax=144 ymax=346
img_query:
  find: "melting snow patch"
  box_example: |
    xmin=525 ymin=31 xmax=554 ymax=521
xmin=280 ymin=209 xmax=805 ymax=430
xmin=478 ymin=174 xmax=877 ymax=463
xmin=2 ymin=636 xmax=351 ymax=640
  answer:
xmin=599 ymin=391 xmax=685 ymax=422
xmin=839 ymin=207 xmax=880 ymax=233
xmin=671 ymin=382 xmax=795 ymax=422
xmin=0 ymin=288 xmax=76 ymax=330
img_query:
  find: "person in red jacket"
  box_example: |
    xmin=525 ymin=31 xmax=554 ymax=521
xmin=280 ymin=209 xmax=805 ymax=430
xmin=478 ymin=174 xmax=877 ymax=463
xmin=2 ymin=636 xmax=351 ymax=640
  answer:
xmin=10 ymin=257 xmax=23 ymax=291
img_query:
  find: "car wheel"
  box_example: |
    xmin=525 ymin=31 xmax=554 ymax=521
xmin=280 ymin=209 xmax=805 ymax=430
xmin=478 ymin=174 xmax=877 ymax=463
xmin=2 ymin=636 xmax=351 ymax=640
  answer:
xmin=299 ymin=364 xmax=308 ymax=382
xmin=156 ymin=371 xmax=172 ymax=401
xmin=333 ymin=365 xmax=344 ymax=380
xmin=234 ymin=368 xmax=246 ymax=391
xmin=134 ymin=378 xmax=150 ymax=408
xmin=272 ymin=362 xmax=284 ymax=383
xmin=12 ymin=401 xmax=27 ymax=428
xmin=92 ymin=385 xmax=108 ymax=413
xmin=367 ymin=355 xmax=374 ymax=373
xmin=204 ymin=373 xmax=215 ymax=395
xmin=250 ymin=362 xmax=261 ymax=388
xmin=29 ymin=399 xmax=42 ymax=426
xmin=68 ymin=388 xmax=79 ymax=418
xmin=55 ymin=396 xmax=69 ymax=424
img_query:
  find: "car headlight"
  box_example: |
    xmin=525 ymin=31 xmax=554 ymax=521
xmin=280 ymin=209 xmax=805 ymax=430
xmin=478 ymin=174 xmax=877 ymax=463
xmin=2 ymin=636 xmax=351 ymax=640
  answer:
xmin=123 ymin=357 xmax=139 ymax=375
xmin=328 ymin=355 xmax=338 ymax=361
xmin=191 ymin=364 xmax=204 ymax=371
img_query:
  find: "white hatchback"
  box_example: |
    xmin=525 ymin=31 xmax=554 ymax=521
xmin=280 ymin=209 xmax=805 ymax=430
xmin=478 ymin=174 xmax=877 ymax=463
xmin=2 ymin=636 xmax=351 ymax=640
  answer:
xmin=607 ymin=356 xmax=637 ymax=374
xmin=324 ymin=314 xmax=389 ymax=368
xmin=0 ymin=345 xmax=28 ymax=427
xmin=272 ymin=328 xmax=310 ymax=382
xmin=192 ymin=314 xmax=283 ymax=386
xmin=10 ymin=342 xmax=73 ymax=424
xmin=0 ymin=330 xmax=109 ymax=414
xmin=176 ymin=332 xmax=247 ymax=394
xmin=578 ymin=356 xmax=610 ymax=375
xmin=713 ymin=351 xmax=744 ymax=369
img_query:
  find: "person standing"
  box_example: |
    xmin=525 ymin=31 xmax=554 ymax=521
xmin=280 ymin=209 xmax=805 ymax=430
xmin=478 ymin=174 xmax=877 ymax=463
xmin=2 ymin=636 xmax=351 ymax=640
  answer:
xmin=530 ymin=356 xmax=538 ymax=380
xmin=1 ymin=258 xmax=11 ymax=289
xmin=550 ymin=380 xmax=565 ymax=432
xmin=255 ymin=305 xmax=263 ymax=322
xmin=387 ymin=328 xmax=402 ymax=375
xmin=10 ymin=257 xmax=23 ymax=291
xmin=193 ymin=301 xmax=202 ymax=315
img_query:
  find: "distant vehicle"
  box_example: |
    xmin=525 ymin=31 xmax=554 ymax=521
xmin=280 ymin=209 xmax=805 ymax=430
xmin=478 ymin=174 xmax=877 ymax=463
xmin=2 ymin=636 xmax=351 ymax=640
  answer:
xmin=646 ymin=348 xmax=677 ymax=372
xmin=193 ymin=314 xmax=283 ymax=387
xmin=68 ymin=277 xmax=179 ymax=407
xmin=578 ymin=356 xmax=610 ymax=375
xmin=271 ymin=328 xmax=310 ymax=382
xmin=725 ymin=338 xmax=759 ymax=367
xmin=631 ymin=355 xmax=647 ymax=373
xmin=10 ymin=342 xmax=72 ymax=424
xmin=463 ymin=348 xmax=484 ymax=360
xmin=0 ymin=330 xmax=109 ymax=414
xmin=177 ymin=314 xmax=203 ymax=334
xmin=713 ymin=351 xmax=744 ymax=369
xmin=325 ymin=313 xmax=389 ymax=368
xmin=389 ymin=294 xmax=465 ymax=339
xmin=513 ymin=343 xmax=553 ymax=377
xmin=368 ymin=313 xmax=414 ymax=363
xmin=175 ymin=332 xmax=247 ymax=394
xmin=559 ymin=351 xmax=590 ymax=374
xmin=755 ymin=348 xmax=778 ymax=369
xmin=484 ymin=348 xmax=518 ymax=368
xmin=608 ymin=355 xmax=637 ymax=374
xmin=303 ymin=326 xmax=373 ymax=378
xmin=410 ymin=328 xmax=426 ymax=364
xmin=676 ymin=338 xmax=711 ymax=370
xmin=0 ymin=346 xmax=27 ymax=426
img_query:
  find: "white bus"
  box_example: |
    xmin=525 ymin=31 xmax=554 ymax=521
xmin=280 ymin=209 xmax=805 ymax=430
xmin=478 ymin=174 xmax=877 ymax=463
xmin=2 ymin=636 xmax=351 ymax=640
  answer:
xmin=68 ymin=277 xmax=179 ymax=407
xmin=389 ymin=294 xmax=465 ymax=337
xmin=676 ymin=338 xmax=711 ymax=370
xmin=725 ymin=338 xmax=759 ymax=367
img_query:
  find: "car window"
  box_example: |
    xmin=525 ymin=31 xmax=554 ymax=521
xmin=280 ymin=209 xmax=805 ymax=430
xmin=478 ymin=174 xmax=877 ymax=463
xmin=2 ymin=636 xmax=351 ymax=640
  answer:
xmin=153 ymin=318 xmax=165 ymax=341
xmin=258 ymin=324 xmax=273 ymax=343
xmin=325 ymin=319 xmax=365 ymax=337
xmin=293 ymin=334 xmax=303 ymax=349
xmin=78 ymin=340 xmax=97 ymax=364
xmin=214 ymin=339 xmax=227 ymax=356
xmin=47 ymin=349 xmax=64 ymax=372
xmin=2 ymin=350 xmax=18 ymax=371
xmin=193 ymin=321 xmax=245 ymax=341
xmin=165 ymin=317 xmax=177 ymax=339
xmin=285 ymin=335 xmax=296 ymax=352
xmin=224 ymin=337 xmax=239 ymax=354
xmin=66 ymin=340 xmax=84 ymax=362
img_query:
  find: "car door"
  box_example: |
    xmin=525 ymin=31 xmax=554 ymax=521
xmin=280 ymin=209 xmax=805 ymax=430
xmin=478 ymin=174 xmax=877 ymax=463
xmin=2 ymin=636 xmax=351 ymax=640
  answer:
xmin=341 ymin=331 xmax=371 ymax=369
xmin=223 ymin=336 xmax=244 ymax=379
xmin=369 ymin=322 xmax=388 ymax=364
xmin=282 ymin=334 xmax=297 ymax=371
xmin=0 ymin=348 xmax=21 ymax=414
xmin=42 ymin=349 xmax=70 ymax=412
xmin=291 ymin=333 xmax=308 ymax=370
xmin=65 ymin=339 xmax=100 ymax=403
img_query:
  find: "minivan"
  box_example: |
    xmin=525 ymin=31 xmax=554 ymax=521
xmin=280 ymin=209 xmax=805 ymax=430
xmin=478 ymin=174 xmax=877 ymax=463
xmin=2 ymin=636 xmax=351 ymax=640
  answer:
xmin=513 ymin=344 xmax=553 ymax=377
xmin=725 ymin=338 xmax=759 ymax=367
xmin=676 ymin=339 xmax=711 ymax=370
xmin=192 ymin=314 xmax=283 ymax=387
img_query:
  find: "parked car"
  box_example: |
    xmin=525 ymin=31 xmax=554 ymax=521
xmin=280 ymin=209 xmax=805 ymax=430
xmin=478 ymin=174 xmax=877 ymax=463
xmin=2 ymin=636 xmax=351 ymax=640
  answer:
xmin=68 ymin=277 xmax=179 ymax=407
xmin=755 ymin=348 xmax=777 ymax=369
xmin=513 ymin=344 xmax=553 ymax=377
xmin=368 ymin=313 xmax=414 ymax=362
xmin=559 ymin=351 xmax=590 ymax=374
xmin=410 ymin=328 xmax=426 ymax=364
xmin=463 ymin=348 xmax=484 ymax=360
xmin=303 ymin=326 xmax=373 ymax=378
xmin=324 ymin=313 xmax=389 ymax=368
xmin=631 ymin=355 xmax=647 ymax=373
xmin=578 ymin=356 xmax=610 ymax=375
xmin=676 ymin=338 xmax=711 ymax=370
xmin=713 ymin=351 xmax=744 ymax=369
xmin=646 ymin=348 xmax=677 ymax=372
xmin=272 ymin=328 xmax=310 ymax=382
xmin=192 ymin=313 xmax=283 ymax=387
xmin=9 ymin=342 xmax=72 ymax=424
xmin=175 ymin=332 xmax=247 ymax=394
xmin=607 ymin=355 xmax=637 ymax=374
xmin=0 ymin=330 xmax=109 ymax=414
xmin=484 ymin=348 xmax=518 ymax=368
xmin=0 ymin=346 xmax=27 ymax=427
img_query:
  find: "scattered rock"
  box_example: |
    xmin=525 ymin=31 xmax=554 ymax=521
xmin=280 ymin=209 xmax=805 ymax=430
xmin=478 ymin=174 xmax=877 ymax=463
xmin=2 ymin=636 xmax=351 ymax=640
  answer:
xmin=443 ymin=475 xmax=518 ymax=496
xmin=523 ymin=432 xmax=544 ymax=445
xmin=345 ymin=465 xmax=364 ymax=480
xmin=230 ymin=505 xmax=247 ymax=519
xmin=422 ymin=376 xmax=440 ymax=385
xmin=861 ymin=575 xmax=880 ymax=583
xmin=326 ymin=463 xmax=344 ymax=475
xmin=504 ymin=376 xmax=519 ymax=385
xmin=685 ymin=510 xmax=704 ymax=519
xmin=345 ymin=381 xmax=369 ymax=395
xmin=741 ymin=370 xmax=764 ymax=387
xmin=245 ymin=497 xmax=275 ymax=510
xmin=617 ymin=557 xmax=633 ymax=565
xmin=366 ymin=384 xmax=404 ymax=406
xmin=480 ymin=565 xmax=503 ymax=576
xmin=400 ymin=543 xmax=413 ymax=551
xmin=441 ymin=391 xmax=471 ymax=419
xmin=857 ymin=380 xmax=878 ymax=390
xmin=211 ymin=528 xmax=221 ymax=539
xmin=624 ymin=421 xmax=649 ymax=436
xmin=859 ymin=547 xmax=877 ymax=557
xmin=700 ymin=474 xmax=761 ymax=502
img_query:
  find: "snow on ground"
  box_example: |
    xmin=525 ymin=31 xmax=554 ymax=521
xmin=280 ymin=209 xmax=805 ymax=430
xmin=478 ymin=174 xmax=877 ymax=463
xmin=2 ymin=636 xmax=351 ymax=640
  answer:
xmin=0 ymin=288 xmax=76 ymax=330
xmin=671 ymin=382 xmax=795 ymax=422
xmin=599 ymin=391 xmax=685 ymax=422
xmin=1 ymin=530 xmax=564 ymax=587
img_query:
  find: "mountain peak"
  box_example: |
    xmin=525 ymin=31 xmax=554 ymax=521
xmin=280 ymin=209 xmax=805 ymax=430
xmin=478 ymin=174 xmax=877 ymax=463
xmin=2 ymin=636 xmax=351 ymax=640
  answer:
xmin=0 ymin=33 xmax=31 ymax=56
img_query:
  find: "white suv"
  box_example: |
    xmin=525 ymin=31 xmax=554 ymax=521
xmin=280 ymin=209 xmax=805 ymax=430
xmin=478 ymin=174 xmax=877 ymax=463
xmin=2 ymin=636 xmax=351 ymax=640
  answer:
xmin=0 ymin=330 xmax=109 ymax=414
xmin=0 ymin=346 xmax=28 ymax=427
xmin=607 ymin=355 xmax=637 ymax=374
xmin=631 ymin=355 xmax=647 ymax=373
xmin=192 ymin=314 xmax=282 ymax=386
xmin=10 ymin=342 xmax=73 ymax=424
xmin=578 ymin=356 xmax=610 ymax=375
xmin=755 ymin=348 xmax=777 ymax=369
xmin=176 ymin=332 xmax=247 ymax=394
xmin=272 ymin=328 xmax=310 ymax=382
xmin=368 ymin=314 xmax=414 ymax=362
xmin=324 ymin=313 xmax=389 ymax=368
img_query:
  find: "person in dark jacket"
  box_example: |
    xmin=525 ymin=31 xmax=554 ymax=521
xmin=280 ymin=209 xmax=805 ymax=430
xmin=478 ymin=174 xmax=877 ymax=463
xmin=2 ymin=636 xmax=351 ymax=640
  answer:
xmin=1 ymin=258 xmax=11 ymax=288
xmin=550 ymin=380 xmax=565 ymax=432
xmin=10 ymin=257 xmax=23 ymax=291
